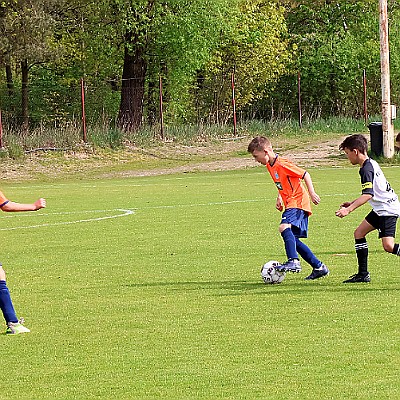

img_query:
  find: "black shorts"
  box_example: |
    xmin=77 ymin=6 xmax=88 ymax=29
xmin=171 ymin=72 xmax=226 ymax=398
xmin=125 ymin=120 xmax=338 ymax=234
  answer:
xmin=365 ymin=210 xmax=398 ymax=238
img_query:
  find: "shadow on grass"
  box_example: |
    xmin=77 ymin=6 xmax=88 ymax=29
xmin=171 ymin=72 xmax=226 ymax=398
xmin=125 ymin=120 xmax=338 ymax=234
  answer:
xmin=123 ymin=279 xmax=398 ymax=295
xmin=124 ymin=280 xmax=257 ymax=290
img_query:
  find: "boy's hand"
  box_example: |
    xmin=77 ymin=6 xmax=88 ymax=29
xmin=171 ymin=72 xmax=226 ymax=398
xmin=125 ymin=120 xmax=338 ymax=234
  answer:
xmin=335 ymin=207 xmax=349 ymax=218
xmin=276 ymin=197 xmax=283 ymax=211
xmin=34 ymin=198 xmax=46 ymax=210
xmin=309 ymin=192 xmax=320 ymax=205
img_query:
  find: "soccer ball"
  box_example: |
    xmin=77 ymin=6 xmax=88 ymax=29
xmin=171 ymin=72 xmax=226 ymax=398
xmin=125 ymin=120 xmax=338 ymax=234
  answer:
xmin=261 ymin=261 xmax=286 ymax=284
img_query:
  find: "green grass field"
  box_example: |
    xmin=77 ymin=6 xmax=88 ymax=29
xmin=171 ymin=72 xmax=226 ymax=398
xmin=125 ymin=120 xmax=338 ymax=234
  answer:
xmin=1 ymin=165 xmax=400 ymax=399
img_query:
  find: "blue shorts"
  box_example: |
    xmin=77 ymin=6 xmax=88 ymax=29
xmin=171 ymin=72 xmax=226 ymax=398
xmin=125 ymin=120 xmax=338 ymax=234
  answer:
xmin=280 ymin=208 xmax=309 ymax=238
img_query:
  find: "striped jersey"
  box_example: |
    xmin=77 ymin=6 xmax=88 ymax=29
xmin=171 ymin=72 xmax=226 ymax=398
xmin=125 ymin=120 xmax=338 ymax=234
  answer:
xmin=266 ymin=155 xmax=312 ymax=215
xmin=359 ymin=158 xmax=400 ymax=216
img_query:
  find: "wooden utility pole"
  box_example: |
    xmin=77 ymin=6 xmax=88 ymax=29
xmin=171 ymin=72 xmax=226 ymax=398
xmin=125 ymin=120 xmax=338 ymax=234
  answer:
xmin=379 ymin=0 xmax=394 ymax=158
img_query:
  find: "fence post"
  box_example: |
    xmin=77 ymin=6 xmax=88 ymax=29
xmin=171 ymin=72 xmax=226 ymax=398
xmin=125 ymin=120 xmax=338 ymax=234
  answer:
xmin=363 ymin=69 xmax=368 ymax=126
xmin=231 ymin=71 xmax=237 ymax=136
xmin=80 ymin=78 xmax=87 ymax=143
xmin=159 ymin=75 xmax=164 ymax=140
xmin=297 ymin=72 xmax=302 ymax=128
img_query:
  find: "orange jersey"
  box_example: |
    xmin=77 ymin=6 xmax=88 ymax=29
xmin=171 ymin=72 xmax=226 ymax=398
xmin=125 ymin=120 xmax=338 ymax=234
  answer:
xmin=0 ymin=191 xmax=8 ymax=208
xmin=266 ymin=155 xmax=312 ymax=215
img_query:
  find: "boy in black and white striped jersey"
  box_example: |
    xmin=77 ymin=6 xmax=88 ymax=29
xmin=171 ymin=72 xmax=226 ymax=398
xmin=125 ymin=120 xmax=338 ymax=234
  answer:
xmin=336 ymin=134 xmax=400 ymax=283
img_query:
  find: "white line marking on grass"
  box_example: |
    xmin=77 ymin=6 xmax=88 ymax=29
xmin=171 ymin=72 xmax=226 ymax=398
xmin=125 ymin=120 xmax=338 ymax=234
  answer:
xmin=0 ymin=209 xmax=135 ymax=231
xmin=142 ymin=199 xmax=265 ymax=210
xmin=137 ymin=195 xmax=351 ymax=212
xmin=0 ymin=209 xmax=130 ymax=219
xmin=138 ymin=196 xmax=348 ymax=211
xmin=0 ymin=192 xmax=352 ymax=231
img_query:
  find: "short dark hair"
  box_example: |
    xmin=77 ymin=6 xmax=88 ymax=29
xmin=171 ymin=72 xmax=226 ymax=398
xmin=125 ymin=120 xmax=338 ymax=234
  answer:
xmin=339 ymin=134 xmax=368 ymax=154
xmin=247 ymin=136 xmax=271 ymax=153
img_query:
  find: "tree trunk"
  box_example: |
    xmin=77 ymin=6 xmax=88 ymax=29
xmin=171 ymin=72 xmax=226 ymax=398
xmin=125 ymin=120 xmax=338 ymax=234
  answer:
xmin=146 ymin=77 xmax=156 ymax=126
xmin=5 ymin=64 xmax=14 ymax=97
xmin=117 ymin=33 xmax=147 ymax=132
xmin=21 ymin=59 xmax=29 ymax=133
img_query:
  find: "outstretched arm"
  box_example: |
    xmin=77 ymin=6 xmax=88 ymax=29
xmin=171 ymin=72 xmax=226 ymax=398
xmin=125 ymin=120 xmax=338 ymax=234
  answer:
xmin=303 ymin=172 xmax=320 ymax=205
xmin=1 ymin=198 xmax=46 ymax=212
xmin=335 ymin=194 xmax=372 ymax=218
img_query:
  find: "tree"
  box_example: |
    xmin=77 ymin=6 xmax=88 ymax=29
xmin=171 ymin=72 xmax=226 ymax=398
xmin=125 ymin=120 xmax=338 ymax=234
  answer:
xmin=110 ymin=0 xmax=239 ymax=131
xmin=197 ymin=0 xmax=291 ymax=123
xmin=0 ymin=0 xmax=61 ymax=131
xmin=283 ymin=0 xmax=383 ymax=119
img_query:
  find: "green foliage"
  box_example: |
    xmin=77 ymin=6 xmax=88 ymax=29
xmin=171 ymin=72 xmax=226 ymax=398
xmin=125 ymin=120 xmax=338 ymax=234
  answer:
xmin=4 ymin=135 xmax=24 ymax=159
xmin=0 ymin=115 xmax=361 ymax=153
xmin=0 ymin=116 xmax=381 ymax=157
xmin=149 ymin=0 xmax=241 ymax=123
xmin=0 ymin=0 xmax=63 ymax=66
xmin=284 ymin=0 xmax=384 ymax=118
xmin=89 ymin=127 xmax=124 ymax=149
xmin=196 ymin=0 xmax=291 ymax=124
xmin=1 ymin=0 xmax=400 ymax=131
xmin=241 ymin=115 xmax=367 ymax=137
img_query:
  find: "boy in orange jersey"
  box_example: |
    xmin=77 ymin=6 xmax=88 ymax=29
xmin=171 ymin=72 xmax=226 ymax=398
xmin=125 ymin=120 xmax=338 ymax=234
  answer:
xmin=0 ymin=190 xmax=46 ymax=334
xmin=248 ymin=136 xmax=329 ymax=279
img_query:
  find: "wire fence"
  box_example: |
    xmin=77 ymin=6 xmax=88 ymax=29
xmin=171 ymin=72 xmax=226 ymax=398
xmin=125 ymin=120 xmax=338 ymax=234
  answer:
xmin=0 ymin=69 xmax=376 ymax=150
xmin=0 ymin=73 xmax=240 ymax=144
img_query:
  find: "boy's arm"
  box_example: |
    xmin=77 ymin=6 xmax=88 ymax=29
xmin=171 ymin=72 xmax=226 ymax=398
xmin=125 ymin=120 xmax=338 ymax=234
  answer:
xmin=335 ymin=194 xmax=372 ymax=218
xmin=276 ymin=194 xmax=283 ymax=211
xmin=303 ymin=172 xmax=320 ymax=205
xmin=1 ymin=198 xmax=46 ymax=212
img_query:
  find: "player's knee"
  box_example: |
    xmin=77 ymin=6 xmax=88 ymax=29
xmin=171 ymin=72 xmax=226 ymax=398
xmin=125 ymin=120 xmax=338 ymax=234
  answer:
xmin=382 ymin=242 xmax=394 ymax=253
xmin=0 ymin=266 xmax=6 ymax=281
xmin=279 ymin=224 xmax=290 ymax=233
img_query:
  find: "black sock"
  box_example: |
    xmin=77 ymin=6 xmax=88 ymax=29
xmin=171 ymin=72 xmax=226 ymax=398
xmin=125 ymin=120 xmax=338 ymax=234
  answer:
xmin=393 ymin=243 xmax=400 ymax=256
xmin=355 ymin=238 xmax=368 ymax=274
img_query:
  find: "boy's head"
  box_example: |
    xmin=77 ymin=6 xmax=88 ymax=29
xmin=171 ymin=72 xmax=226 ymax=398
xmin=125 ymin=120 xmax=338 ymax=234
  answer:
xmin=248 ymin=136 xmax=274 ymax=165
xmin=247 ymin=136 xmax=271 ymax=153
xmin=339 ymin=134 xmax=368 ymax=165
